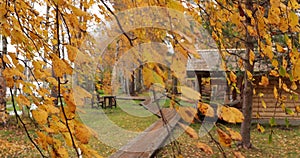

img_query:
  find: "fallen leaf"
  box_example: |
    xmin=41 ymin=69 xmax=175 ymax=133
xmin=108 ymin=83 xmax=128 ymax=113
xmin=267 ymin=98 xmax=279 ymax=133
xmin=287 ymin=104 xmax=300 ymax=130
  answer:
xmin=196 ymin=142 xmax=213 ymax=154
xmin=233 ymin=151 xmax=245 ymax=158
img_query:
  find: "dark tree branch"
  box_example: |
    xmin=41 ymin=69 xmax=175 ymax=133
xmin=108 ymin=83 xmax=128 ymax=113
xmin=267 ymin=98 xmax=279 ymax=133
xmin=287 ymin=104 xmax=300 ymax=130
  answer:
xmin=55 ymin=3 xmax=80 ymax=157
xmin=100 ymin=0 xmax=135 ymax=46
xmin=9 ymin=88 xmax=47 ymax=157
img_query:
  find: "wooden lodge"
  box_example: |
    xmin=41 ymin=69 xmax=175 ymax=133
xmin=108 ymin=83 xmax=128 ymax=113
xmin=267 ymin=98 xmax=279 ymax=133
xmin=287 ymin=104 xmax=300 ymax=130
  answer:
xmin=186 ymin=49 xmax=300 ymax=121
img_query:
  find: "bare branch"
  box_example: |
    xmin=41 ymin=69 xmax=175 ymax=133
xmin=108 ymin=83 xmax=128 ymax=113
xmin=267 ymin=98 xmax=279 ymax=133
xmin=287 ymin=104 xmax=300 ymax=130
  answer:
xmin=100 ymin=0 xmax=135 ymax=46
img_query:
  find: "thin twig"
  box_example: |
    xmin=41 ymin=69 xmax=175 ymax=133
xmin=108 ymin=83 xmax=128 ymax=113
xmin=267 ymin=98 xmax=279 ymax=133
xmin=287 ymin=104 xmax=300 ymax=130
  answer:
xmin=100 ymin=0 xmax=134 ymax=46
xmin=16 ymin=57 xmax=41 ymax=88
xmin=9 ymin=88 xmax=47 ymax=157
xmin=203 ymin=125 xmax=227 ymax=158
xmin=55 ymin=3 xmax=80 ymax=157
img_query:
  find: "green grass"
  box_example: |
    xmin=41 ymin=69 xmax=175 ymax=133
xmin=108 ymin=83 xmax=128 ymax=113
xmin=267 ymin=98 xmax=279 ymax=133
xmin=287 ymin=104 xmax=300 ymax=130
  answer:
xmin=76 ymin=100 xmax=159 ymax=156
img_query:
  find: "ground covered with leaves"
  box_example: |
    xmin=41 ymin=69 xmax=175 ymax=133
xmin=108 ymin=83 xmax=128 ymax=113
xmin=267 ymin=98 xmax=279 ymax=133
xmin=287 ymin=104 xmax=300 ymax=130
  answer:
xmin=1 ymin=113 xmax=300 ymax=158
xmin=157 ymin=123 xmax=300 ymax=158
xmin=0 ymin=122 xmax=39 ymax=157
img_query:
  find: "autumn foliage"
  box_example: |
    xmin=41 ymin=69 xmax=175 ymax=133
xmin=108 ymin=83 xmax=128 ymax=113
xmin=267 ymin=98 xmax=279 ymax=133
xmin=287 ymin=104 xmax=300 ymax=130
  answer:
xmin=0 ymin=0 xmax=300 ymax=157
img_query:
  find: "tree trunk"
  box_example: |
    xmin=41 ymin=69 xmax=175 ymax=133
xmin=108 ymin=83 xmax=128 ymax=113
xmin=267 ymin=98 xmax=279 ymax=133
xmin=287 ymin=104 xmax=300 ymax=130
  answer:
xmin=129 ymin=71 xmax=135 ymax=96
xmin=0 ymin=36 xmax=7 ymax=125
xmin=172 ymin=76 xmax=178 ymax=94
xmin=135 ymin=67 xmax=143 ymax=93
xmin=241 ymin=60 xmax=254 ymax=148
xmin=240 ymin=0 xmax=255 ymax=148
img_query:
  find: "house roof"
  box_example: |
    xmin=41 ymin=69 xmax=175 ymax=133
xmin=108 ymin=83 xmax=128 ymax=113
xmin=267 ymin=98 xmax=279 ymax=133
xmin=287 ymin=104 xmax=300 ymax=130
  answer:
xmin=187 ymin=49 xmax=271 ymax=72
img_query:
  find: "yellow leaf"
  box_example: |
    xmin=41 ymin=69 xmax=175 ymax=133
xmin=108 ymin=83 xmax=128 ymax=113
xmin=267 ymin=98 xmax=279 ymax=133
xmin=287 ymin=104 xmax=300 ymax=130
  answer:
xmin=75 ymin=124 xmax=91 ymax=144
xmin=196 ymin=142 xmax=213 ymax=154
xmin=178 ymin=122 xmax=198 ymax=139
xmin=274 ymin=86 xmax=279 ymax=99
xmin=288 ymin=0 xmax=300 ymax=9
xmin=257 ymin=123 xmax=265 ymax=133
xmin=198 ymin=102 xmax=214 ymax=117
xmin=43 ymin=127 xmax=55 ymax=134
xmin=233 ymin=151 xmax=245 ymax=158
xmin=3 ymin=68 xmax=26 ymax=79
xmin=179 ymin=86 xmax=201 ymax=101
xmin=153 ymin=64 xmax=168 ymax=81
xmin=16 ymin=95 xmax=31 ymax=109
xmin=79 ymin=144 xmax=103 ymax=158
xmin=289 ymin=11 xmax=299 ymax=29
xmin=226 ymin=127 xmax=242 ymax=141
xmin=291 ymin=81 xmax=297 ymax=90
xmin=270 ymin=70 xmax=279 ymax=77
xmin=261 ymin=100 xmax=267 ymax=108
xmin=56 ymin=147 xmax=69 ymax=158
xmin=175 ymin=155 xmax=184 ymax=158
xmin=36 ymin=131 xmax=48 ymax=150
xmin=281 ymin=103 xmax=286 ymax=111
xmin=218 ymin=106 xmax=244 ymax=123
xmin=51 ymin=54 xmax=73 ymax=77
xmin=247 ymin=25 xmax=257 ymax=36
xmin=276 ymin=43 xmax=285 ymax=53
xmin=32 ymin=109 xmax=48 ymax=125
xmin=259 ymin=76 xmax=269 ymax=87
xmin=70 ymin=5 xmax=88 ymax=16
xmin=217 ymin=128 xmax=232 ymax=147
xmin=268 ymin=6 xmax=280 ymax=25
xmin=63 ymin=92 xmax=76 ymax=113
xmin=246 ymin=70 xmax=253 ymax=80
xmin=142 ymin=67 xmax=164 ymax=88
xmin=295 ymin=105 xmax=300 ymax=113
xmin=282 ymin=83 xmax=291 ymax=93
xmin=230 ymin=71 xmax=237 ymax=83
xmin=66 ymin=45 xmax=79 ymax=62
xmin=230 ymin=12 xmax=241 ymax=26
xmin=272 ymin=59 xmax=279 ymax=68
xmin=262 ymin=45 xmax=274 ymax=60
xmin=3 ymin=55 xmax=11 ymax=65
xmin=46 ymin=77 xmax=58 ymax=87
xmin=45 ymin=104 xmax=60 ymax=114
xmin=177 ymin=107 xmax=198 ymax=123
xmin=292 ymin=58 xmax=300 ymax=80
xmin=62 ymin=132 xmax=73 ymax=147
xmin=279 ymin=17 xmax=289 ymax=33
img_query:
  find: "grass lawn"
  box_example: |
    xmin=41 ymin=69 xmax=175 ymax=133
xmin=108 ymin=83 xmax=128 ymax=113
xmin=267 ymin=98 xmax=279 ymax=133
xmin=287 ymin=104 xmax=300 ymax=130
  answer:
xmin=1 ymin=100 xmax=300 ymax=157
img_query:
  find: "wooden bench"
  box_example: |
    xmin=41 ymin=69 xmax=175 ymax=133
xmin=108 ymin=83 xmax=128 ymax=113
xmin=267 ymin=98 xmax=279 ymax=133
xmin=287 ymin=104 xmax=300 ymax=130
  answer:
xmin=103 ymin=95 xmax=117 ymax=109
xmin=91 ymin=94 xmax=104 ymax=108
xmin=91 ymin=94 xmax=117 ymax=109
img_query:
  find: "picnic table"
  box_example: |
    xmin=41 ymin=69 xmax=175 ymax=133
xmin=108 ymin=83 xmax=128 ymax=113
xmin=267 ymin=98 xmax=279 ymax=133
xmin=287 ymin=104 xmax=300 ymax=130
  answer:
xmin=92 ymin=94 xmax=117 ymax=109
